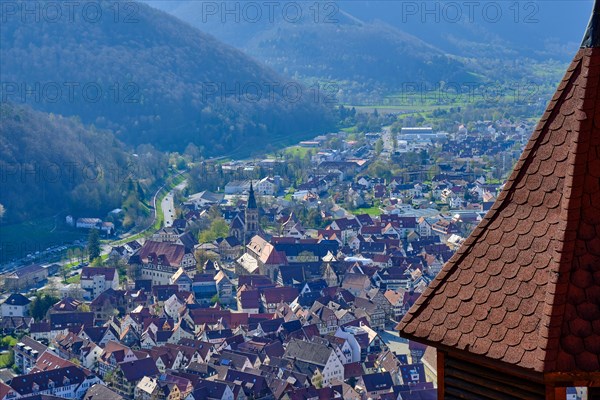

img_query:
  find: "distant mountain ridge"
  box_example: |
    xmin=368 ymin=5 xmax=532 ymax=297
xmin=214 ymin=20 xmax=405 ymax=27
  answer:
xmin=143 ymin=0 xmax=593 ymax=96
xmin=143 ymin=0 xmax=476 ymax=95
xmin=339 ymin=0 xmax=589 ymax=60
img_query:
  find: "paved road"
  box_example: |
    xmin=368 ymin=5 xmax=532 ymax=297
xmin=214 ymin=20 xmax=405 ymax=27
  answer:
xmin=162 ymin=180 xmax=188 ymax=228
xmin=381 ymin=126 xmax=395 ymax=157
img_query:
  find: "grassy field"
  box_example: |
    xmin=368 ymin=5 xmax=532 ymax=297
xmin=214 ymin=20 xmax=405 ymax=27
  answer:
xmin=340 ymin=126 xmax=358 ymax=133
xmin=351 ymin=205 xmax=382 ymax=216
xmin=283 ymin=146 xmax=314 ymax=159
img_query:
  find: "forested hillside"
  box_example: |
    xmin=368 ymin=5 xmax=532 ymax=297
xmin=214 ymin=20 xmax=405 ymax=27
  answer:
xmin=0 ymin=0 xmax=335 ymax=154
xmin=0 ymin=103 xmax=168 ymax=223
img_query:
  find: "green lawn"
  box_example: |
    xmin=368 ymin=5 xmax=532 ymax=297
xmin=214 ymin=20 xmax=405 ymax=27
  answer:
xmin=352 ymin=205 xmax=382 ymax=216
xmin=340 ymin=126 xmax=358 ymax=133
xmin=284 ymin=146 xmax=313 ymax=159
xmin=66 ymin=274 xmax=81 ymax=284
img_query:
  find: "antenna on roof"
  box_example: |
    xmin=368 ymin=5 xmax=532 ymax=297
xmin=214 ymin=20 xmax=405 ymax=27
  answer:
xmin=582 ymin=0 xmax=600 ymax=48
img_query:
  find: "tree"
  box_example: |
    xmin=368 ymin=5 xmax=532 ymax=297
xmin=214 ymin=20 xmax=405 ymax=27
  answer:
xmin=90 ymin=257 xmax=103 ymax=267
xmin=0 ymin=350 xmax=14 ymax=369
xmin=374 ymin=138 xmax=384 ymax=155
xmin=87 ymin=228 xmax=101 ymax=261
xmin=59 ymin=264 xmax=69 ymax=284
xmin=199 ymin=218 xmax=229 ymax=243
xmin=296 ymin=251 xmax=315 ymax=263
xmin=194 ymin=249 xmax=217 ymax=270
xmin=29 ymin=293 xmax=59 ymax=321
xmin=176 ymin=157 xmax=187 ymax=170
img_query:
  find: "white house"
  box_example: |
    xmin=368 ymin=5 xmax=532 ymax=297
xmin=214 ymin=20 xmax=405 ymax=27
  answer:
xmin=1 ymin=293 xmax=31 ymax=317
xmin=163 ymin=294 xmax=186 ymax=321
xmin=283 ymin=339 xmax=344 ymax=386
xmin=80 ymin=267 xmax=119 ymax=300
xmin=8 ymin=366 xmax=101 ymax=399
xmin=256 ymin=177 xmax=279 ymax=196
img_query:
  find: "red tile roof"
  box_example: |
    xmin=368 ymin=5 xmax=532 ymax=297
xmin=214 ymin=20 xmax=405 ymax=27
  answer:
xmin=261 ymin=286 xmax=299 ymax=304
xmin=32 ymin=350 xmax=77 ymax=372
xmin=138 ymin=241 xmax=186 ymax=267
xmin=397 ymin=45 xmax=600 ymax=373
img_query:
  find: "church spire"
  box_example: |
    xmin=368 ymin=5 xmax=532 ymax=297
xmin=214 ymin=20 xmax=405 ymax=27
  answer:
xmin=247 ymin=181 xmax=257 ymax=209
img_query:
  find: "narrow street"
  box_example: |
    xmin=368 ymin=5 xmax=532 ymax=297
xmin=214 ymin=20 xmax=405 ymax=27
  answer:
xmin=162 ymin=180 xmax=188 ymax=227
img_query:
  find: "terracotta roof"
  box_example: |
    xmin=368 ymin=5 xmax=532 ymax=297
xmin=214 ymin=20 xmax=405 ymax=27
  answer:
xmin=31 ymin=350 xmax=76 ymax=372
xmin=138 ymin=241 xmax=187 ymax=267
xmin=261 ymin=286 xmax=299 ymax=304
xmin=9 ymin=263 xmax=44 ymax=278
xmin=52 ymin=297 xmax=82 ymax=312
xmin=239 ymin=287 xmax=261 ymax=309
xmin=17 ymin=336 xmax=48 ymax=355
xmin=397 ymin=32 xmax=600 ymax=372
xmin=246 ymin=235 xmax=288 ymax=265
xmin=0 ymin=382 xmax=13 ymax=399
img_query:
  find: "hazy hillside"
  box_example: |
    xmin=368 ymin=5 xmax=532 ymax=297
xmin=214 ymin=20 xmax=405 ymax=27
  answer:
xmin=144 ymin=0 xmax=592 ymax=98
xmin=0 ymin=0 xmax=335 ymax=154
xmin=340 ymin=0 xmax=590 ymax=61
xmin=148 ymin=0 xmax=475 ymax=95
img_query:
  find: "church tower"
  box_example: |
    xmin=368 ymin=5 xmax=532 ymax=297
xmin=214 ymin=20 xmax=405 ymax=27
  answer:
xmin=245 ymin=182 xmax=259 ymax=238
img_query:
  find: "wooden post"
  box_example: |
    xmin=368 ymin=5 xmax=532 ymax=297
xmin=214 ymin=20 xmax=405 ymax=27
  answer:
xmin=588 ymin=387 xmax=600 ymax=399
xmin=437 ymin=350 xmax=445 ymax=399
xmin=546 ymin=386 xmax=567 ymax=400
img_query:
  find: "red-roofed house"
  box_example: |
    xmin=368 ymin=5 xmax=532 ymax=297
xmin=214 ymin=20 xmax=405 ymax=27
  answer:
xmin=132 ymin=241 xmax=196 ymax=285
xmin=261 ymin=286 xmax=299 ymax=313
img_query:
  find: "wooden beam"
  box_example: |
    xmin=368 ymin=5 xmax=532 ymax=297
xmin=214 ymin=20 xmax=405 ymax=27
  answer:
xmin=544 ymin=371 xmax=600 ymax=386
xmin=437 ymin=349 xmax=445 ymax=399
xmin=546 ymin=386 xmax=566 ymax=400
